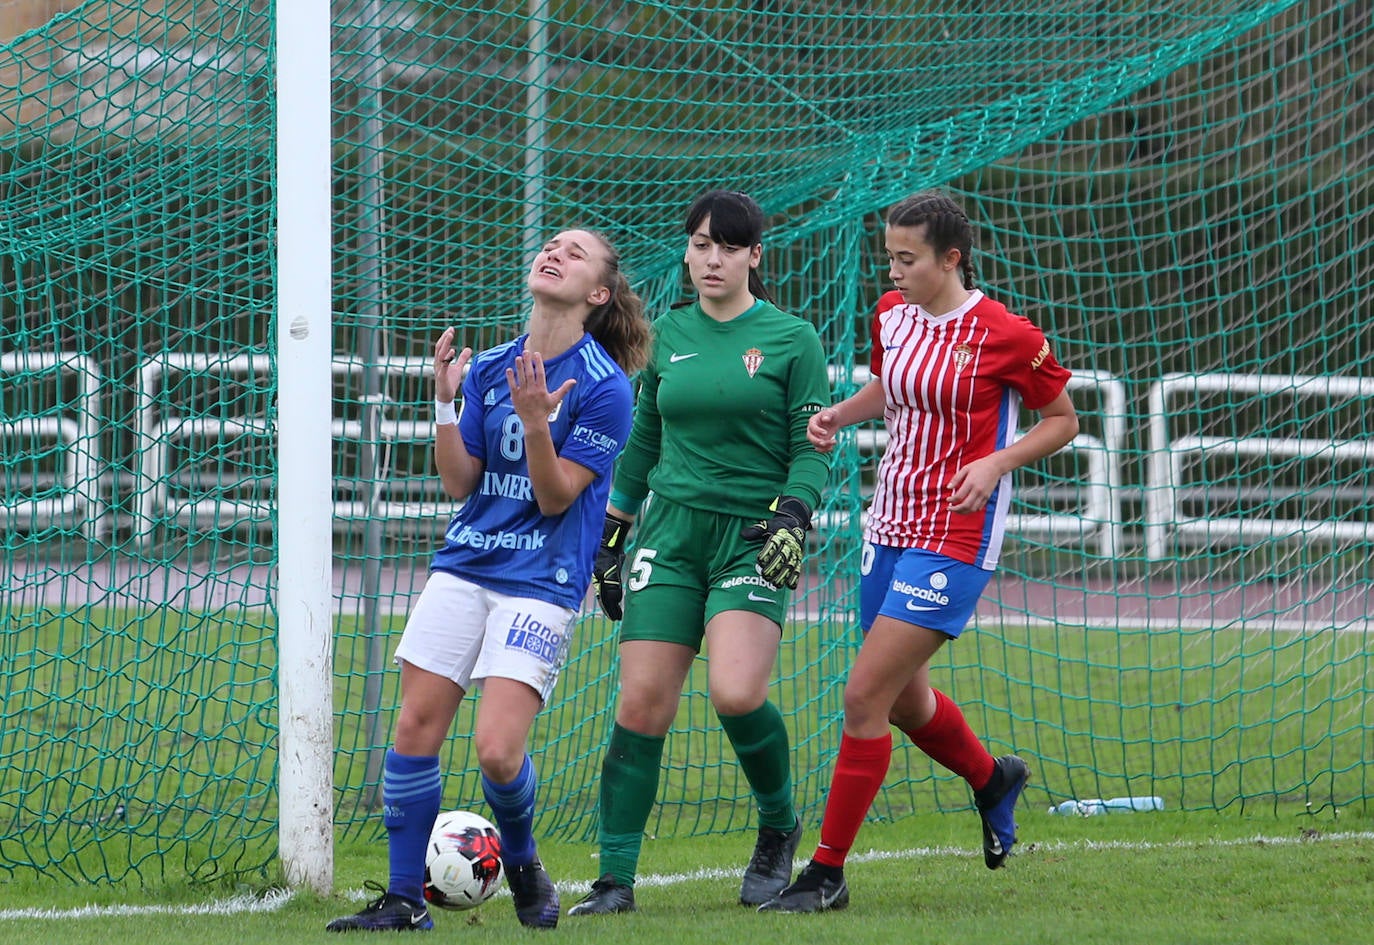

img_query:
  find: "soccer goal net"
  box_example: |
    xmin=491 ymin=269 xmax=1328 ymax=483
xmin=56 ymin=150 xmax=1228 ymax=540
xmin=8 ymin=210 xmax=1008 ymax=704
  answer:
xmin=0 ymin=0 xmax=1368 ymax=886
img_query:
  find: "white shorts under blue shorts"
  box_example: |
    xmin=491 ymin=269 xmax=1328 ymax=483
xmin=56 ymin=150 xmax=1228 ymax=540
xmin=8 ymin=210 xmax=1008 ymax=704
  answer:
xmin=393 ymin=570 xmax=577 ymax=704
xmin=858 ymin=542 xmax=992 ymax=639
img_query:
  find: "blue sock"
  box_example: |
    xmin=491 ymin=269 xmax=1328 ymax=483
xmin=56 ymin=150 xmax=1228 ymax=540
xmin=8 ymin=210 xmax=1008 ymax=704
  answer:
xmin=383 ymin=749 xmax=442 ymax=904
xmin=481 ymin=754 xmax=538 ymax=866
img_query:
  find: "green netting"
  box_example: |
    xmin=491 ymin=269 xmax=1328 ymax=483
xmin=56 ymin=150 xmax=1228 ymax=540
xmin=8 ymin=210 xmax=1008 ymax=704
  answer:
xmin=1 ymin=0 xmax=1369 ymax=885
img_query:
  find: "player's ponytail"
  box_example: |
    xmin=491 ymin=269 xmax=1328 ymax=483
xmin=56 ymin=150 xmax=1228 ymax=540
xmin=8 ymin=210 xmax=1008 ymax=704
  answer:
xmin=887 ymin=191 xmax=978 ymax=290
xmin=584 ymin=232 xmax=651 ymax=375
xmin=746 ymin=270 xmax=773 ymax=305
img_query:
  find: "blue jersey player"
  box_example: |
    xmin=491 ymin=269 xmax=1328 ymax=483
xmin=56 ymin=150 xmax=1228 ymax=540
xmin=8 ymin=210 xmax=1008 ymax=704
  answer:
xmin=327 ymin=229 xmax=651 ymax=933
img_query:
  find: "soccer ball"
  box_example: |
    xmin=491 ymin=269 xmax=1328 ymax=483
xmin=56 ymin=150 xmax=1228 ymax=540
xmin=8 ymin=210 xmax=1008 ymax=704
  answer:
xmin=423 ymin=810 xmax=504 ymax=910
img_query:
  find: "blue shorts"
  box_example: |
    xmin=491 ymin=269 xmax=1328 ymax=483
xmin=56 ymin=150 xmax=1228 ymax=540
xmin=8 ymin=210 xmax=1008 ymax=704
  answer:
xmin=858 ymin=542 xmax=992 ymax=639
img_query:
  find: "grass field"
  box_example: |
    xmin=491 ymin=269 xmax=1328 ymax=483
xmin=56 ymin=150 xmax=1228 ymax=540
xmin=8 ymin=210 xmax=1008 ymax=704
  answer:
xmin=0 ymin=807 xmax=1369 ymax=945
xmin=4 ymin=606 xmax=1370 ymax=886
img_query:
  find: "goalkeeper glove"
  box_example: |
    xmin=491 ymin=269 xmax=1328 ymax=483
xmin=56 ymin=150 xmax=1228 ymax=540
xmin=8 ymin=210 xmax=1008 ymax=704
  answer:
xmin=592 ymin=513 xmax=630 ymax=620
xmin=739 ymin=496 xmax=812 ymax=590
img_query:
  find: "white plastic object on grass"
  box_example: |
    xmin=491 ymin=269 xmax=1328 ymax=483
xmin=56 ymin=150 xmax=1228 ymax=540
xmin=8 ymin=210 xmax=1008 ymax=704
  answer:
xmin=1048 ymin=796 xmax=1164 ymax=816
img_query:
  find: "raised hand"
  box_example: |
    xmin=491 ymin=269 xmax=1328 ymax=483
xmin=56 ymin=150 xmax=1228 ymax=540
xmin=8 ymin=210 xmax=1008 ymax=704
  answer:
xmin=434 ymin=327 xmax=471 ymax=404
xmin=506 ymin=350 xmax=576 ymax=428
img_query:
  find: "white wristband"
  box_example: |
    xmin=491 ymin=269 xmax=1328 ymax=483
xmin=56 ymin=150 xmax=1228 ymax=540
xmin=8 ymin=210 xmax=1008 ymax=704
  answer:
xmin=435 ymin=399 xmax=458 ymax=426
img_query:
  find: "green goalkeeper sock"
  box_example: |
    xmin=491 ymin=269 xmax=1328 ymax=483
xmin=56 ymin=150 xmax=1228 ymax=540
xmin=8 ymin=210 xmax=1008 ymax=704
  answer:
xmin=719 ymin=701 xmax=797 ymax=832
xmin=596 ymin=723 xmax=665 ymax=885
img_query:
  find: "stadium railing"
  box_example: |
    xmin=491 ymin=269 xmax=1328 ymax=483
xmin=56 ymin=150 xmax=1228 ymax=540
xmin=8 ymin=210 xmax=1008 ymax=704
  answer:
xmin=7 ymin=352 xmax=1133 ymax=555
xmin=38 ymin=354 xmax=1372 ymax=565
xmin=133 ymin=352 xmax=452 ymax=546
xmin=1 ymin=351 xmax=104 ymax=540
xmin=1144 ymin=372 xmax=1374 ymax=560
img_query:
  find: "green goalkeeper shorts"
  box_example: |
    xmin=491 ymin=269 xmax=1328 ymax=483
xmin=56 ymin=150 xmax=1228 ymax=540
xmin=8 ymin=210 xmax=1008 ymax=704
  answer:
xmin=618 ymin=495 xmax=789 ymax=649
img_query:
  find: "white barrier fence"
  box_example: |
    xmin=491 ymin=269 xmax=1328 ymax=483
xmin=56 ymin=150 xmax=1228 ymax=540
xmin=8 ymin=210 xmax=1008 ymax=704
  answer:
xmin=5 ymin=354 xmax=1372 ymax=562
xmin=0 ymin=352 xmax=103 ymax=540
xmin=1144 ymin=372 xmax=1374 ymax=560
xmin=133 ymin=353 xmax=454 ymax=546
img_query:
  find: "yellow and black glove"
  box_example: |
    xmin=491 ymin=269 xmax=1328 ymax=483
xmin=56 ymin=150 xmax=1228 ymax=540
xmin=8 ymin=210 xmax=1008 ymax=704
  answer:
xmin=739 ymin=496 xmax=812 ymax=590
xmin=592 ymin=513 xmax=630 ymax=620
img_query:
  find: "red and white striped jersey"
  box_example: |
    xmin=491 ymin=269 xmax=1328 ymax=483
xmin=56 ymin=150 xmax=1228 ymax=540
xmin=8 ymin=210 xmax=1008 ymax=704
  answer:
xmin=865 ymin=289 xmax=1071 ymax=569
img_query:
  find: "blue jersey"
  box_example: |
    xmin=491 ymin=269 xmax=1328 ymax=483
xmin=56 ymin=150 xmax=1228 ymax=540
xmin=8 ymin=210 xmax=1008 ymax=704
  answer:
xmin=429 ymin=333 xmax=633 ymax=609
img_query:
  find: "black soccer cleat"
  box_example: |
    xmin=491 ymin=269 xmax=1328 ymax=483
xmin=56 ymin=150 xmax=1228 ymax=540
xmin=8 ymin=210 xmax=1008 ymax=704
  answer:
xmin=756 ymin=860 xmax=849 ymax=914
xmin=974 ymin=754 xmax=1031 ymax=869
xmin=504 ymin=859 xmax=560 ymax=929
xmin=566 ymin=873 xmax=637 ymax=916
xmin=326 ymin=883 xmax=434 ymax=932
xmin=739 ymin=820 xmax=803 ymax=906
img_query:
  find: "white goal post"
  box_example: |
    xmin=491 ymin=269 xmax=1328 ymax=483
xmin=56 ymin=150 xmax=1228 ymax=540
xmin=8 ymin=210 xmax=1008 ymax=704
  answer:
xmin=275 ymin=0 xmax=335 ymax=896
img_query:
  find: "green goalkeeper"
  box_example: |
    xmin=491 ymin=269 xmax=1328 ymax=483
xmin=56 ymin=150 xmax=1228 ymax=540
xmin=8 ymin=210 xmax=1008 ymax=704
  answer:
xmin=568 ymin=190 xmax=832 ymax=917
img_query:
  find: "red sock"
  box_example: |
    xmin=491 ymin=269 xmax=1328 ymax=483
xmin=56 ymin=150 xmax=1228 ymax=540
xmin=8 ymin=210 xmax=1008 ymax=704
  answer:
xmin=812 ymin=732 xmax=892 ymax=868
xmin=902 ymin=688 xmax=995 ymax=790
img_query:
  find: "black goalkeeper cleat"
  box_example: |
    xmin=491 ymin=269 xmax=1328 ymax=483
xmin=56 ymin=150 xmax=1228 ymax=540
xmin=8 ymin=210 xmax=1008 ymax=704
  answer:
xmin=974 ymin=754 xmax=1031 ymax=869
xmin=504 ymin=859 xmax=560 ymax=929
xmin=739 ymin=820 xmax=803 ymax=905
xmin=326 ymin=882 xmax=434 ymax=932
xmin=756 ymin=860 xmax=849 ymax=914
xmin=566 ymin=873 xmax=637 ymax=916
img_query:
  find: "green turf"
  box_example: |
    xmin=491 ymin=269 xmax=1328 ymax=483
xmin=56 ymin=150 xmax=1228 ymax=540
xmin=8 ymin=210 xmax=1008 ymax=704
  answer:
xmin=3 ymin=607 xmax=1369 ymax=886
xmin=0 ymin=809 xmax=1369 ymax=945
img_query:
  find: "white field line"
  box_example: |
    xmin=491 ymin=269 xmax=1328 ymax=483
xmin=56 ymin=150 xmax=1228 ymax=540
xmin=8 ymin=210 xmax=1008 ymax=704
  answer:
xmin=0 ymin=887 xmax=295 ymax=920
xmin=608 ymin=829 xmax=1374 ymax=890
xmin=5 ymin=830 xmax=1371 ymax=921
xmin=365 ymin=828 xmax=1374 ymax=899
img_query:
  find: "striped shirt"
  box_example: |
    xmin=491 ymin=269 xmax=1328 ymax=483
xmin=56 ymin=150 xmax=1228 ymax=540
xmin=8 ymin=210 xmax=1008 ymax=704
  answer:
xmin=865 ymin=289 xmax=1071 ymax=569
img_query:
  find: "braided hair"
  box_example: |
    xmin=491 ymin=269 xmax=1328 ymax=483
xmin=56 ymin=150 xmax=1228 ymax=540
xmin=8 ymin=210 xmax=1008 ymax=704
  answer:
xmin=885 ymin=192 xmax=977 ymax=290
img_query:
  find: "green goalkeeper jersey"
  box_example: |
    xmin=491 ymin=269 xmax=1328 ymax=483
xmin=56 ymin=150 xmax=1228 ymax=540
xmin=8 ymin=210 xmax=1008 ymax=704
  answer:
xmin=610 ymin=298 xmax=833 ymax=518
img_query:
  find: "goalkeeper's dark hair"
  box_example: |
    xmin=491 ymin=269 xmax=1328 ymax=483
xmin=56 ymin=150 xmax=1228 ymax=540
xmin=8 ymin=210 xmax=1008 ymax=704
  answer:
xmin=584 ymin=230 xmax=652 ymax=376
xmin=887 ymin=191 xmax=977 ymax=291
xmin=684 ymin=189 xmax=775 ymax=303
